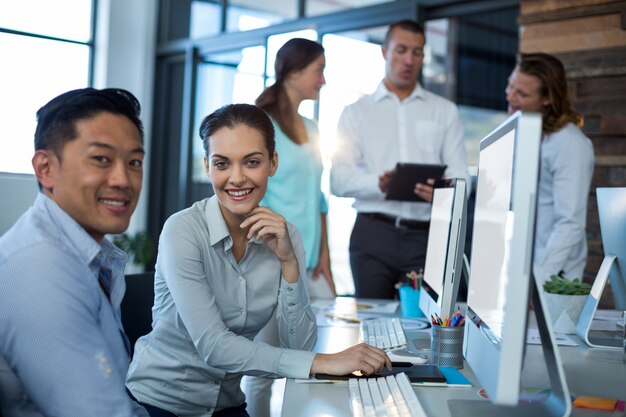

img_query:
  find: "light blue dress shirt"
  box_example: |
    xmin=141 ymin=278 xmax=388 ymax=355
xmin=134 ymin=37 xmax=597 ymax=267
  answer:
xmin=262 ymin=117 xmax=328 ymax=270
xmin=126 ymin=196 xmax=317 ymax=417
xmin=0 ymin=193 xmax=146 ymax=417
xmin=534 ymin=123 xmax=595 ymax=283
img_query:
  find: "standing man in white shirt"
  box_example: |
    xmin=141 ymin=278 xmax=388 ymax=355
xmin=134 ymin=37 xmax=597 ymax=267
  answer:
xmin=331 ymin=19 xmax=469 ymax=299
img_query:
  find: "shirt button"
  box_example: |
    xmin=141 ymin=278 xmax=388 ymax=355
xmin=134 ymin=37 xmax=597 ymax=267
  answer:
xmin=240 ymin=309 xmax=245 ymax=315
xmin=289 ymin=329 xmax=295 ymax=335
xmin=288 ymin=303 xmax=295 ymax=307
xmin=287 ymin=287 xmax=294 ymax=292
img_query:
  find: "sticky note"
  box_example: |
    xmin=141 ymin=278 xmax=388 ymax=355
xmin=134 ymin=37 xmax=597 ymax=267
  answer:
xmin=573 ymin=396 xmax=617 ymax=411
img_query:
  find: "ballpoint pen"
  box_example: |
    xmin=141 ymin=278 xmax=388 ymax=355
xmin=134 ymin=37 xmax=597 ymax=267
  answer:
xmin=324 ymin=313 xmax=360 ymax=323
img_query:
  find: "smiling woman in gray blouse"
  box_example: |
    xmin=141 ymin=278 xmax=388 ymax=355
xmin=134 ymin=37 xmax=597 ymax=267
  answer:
xmin=126 ymin=103 xmax=391 ymax=417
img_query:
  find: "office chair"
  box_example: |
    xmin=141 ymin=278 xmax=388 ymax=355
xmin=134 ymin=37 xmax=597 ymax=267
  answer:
xmin=121 ymin=271 xmax=155 ymax=356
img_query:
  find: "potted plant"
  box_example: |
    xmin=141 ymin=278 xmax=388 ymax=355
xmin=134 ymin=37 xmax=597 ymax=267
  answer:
xmin=543 ymin=274 xmax=591 ymax=334
xmin=113 ymin=231 xmax=155 ymax=272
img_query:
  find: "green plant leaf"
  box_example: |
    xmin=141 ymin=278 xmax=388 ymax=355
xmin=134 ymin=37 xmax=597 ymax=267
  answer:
xmin=543 ymin=274 xmax=591 ymax=295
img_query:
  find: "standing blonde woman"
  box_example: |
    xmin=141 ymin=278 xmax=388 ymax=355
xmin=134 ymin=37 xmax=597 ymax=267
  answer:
xmin=505 ymin=52 xmax=594 ymax=284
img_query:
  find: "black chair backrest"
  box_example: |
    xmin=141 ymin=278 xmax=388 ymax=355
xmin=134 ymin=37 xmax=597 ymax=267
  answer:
xmin=120 ymin=271 xmax=155 ymax=356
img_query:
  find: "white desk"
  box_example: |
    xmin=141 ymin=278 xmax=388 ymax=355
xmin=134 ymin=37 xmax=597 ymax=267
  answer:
xmin=282 ymin=299 xmax=626 ymax=417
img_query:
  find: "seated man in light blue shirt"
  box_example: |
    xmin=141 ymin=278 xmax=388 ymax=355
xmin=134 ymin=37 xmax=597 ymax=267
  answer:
xmin=0 ymin=88 xmax=148 ymax=416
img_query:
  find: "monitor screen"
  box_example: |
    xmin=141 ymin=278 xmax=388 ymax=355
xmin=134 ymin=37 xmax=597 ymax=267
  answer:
xmin=419 ymin=178 xmax=467 ymax=320
xmin=422 ymin=187 xmax=454 ymax=300
xmin=465 ymin=129 xmax=515 ymax=340
xmin=463 ymin=112 xmax=553 ymax=407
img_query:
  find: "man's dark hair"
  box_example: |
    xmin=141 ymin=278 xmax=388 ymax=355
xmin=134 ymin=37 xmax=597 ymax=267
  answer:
xmin=200 ymin=103 xmax=276 ymax=157
xmin=34 ymin=88 xmax=144 ymax=159
xmin=383 ymin=19 xmax=425 ymax=48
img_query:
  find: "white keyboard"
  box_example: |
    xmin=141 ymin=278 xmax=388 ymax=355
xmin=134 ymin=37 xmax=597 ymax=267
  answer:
xmin=360 ymin=318 xmax=407 ymax=350
xmin=348 ymin=372 xmax=427 ymax=417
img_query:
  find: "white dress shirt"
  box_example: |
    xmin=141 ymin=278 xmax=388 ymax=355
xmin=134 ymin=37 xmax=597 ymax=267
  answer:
xmin=331 ymin=82 xmax=469 ymax=221
xmin=126 ymin=196 xmax=317 ymax=417
xmin=534 ymin=123 xmax=594 ymax=283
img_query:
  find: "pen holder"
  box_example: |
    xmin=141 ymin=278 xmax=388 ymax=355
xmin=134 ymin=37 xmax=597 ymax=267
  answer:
xmin=430 ymin=325 xmax=464 ymax=369
xmin=398 ymin=286 xmax=425 ymax=318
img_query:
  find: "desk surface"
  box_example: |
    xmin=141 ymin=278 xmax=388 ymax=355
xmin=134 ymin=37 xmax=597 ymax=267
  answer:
xmin=282 ymin=299 xmax=626 ymax=417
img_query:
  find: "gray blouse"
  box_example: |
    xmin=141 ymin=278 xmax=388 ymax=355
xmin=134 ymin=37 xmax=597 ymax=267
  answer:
xmin=126 ymin=196 xmax=317 ymax=416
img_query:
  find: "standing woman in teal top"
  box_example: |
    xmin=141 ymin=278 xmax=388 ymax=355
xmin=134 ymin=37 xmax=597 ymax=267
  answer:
xmin=244 ymin=38 xmax=335 ymax=417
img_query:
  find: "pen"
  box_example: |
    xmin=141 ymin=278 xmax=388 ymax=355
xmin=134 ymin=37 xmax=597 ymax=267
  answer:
xmin=324 ymin=313 xmax=360 ymax=323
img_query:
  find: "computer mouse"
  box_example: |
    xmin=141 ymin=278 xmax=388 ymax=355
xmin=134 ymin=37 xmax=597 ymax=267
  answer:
xmin=386 ymin=348 xmax=428 ymax=365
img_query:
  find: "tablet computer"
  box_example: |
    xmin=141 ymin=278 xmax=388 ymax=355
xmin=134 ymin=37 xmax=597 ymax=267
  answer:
xmin=314 ymin=362 xmax=446 ymax=383
xmin=385 ymin=163 xmax=447 ymax=203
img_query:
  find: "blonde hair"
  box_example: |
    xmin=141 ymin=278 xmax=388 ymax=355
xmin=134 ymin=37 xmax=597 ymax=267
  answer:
xmin=516 ymin=53 xmax=583 ymax=134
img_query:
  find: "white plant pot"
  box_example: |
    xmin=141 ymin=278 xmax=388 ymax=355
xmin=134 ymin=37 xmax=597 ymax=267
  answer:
xmin=543 ymin=292 xmax=588 ymax=334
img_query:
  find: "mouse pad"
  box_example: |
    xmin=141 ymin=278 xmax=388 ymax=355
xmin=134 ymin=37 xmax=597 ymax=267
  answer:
xmin=314 ymin=362 xmax=446 ymax=383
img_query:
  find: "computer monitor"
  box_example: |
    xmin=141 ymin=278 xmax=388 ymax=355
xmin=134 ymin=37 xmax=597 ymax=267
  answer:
xmin=459 ymin=112 xmax=571 ymax=417
xmin=419 ymin=178 xmax=467 ymax=321
xmin=577 ymin=187 xmax=626 ymax=348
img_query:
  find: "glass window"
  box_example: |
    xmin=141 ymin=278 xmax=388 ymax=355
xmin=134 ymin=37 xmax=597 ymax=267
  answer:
xmin=306 ymin=0 xmax=393 ymax=17
xmin=458 ymin=105 xmax=508 ymax=167
xmin=226 ymin=1 xmax=293 ymax=32
xmin=190 ymin=0 xmax=222 ymax=39
xmin=319 ymin=28 xmax=386 ymax=295
xmin=0 ymin=34 xmax=90 ymax=174
xmin=456 ymin=9 xmax=518 ymax=110
xmin=0 ymin=0 xmax=92 ymax=42
xmin=192 ymin=47 xmax=266 ymax=183
xmin=422 ymin=19 xmax=450 ymax=99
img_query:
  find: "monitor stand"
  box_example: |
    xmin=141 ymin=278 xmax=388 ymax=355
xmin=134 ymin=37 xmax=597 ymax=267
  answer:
xmin=462 ymin=253 xmax=470 ymax=290
xmin=447 ymin=278 xmax=571 ymax=417
xmin=576 ymin=254 xmax=624 ymax=349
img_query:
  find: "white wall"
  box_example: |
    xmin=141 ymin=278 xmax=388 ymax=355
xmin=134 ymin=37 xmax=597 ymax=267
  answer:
xmin=0 ymin=174 xmax=39 ymax=235
xmin=94 ymin=0 xmax=158 ymax=236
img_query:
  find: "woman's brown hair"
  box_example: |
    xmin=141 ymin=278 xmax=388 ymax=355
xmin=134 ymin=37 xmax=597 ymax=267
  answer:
xmin=255 ymin=38 xmax=324 ymax=142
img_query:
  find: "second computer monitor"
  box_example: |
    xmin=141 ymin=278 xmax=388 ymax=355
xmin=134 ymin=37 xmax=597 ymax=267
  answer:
xmin=419 ymin=178 xmax=467 ymax=321
xmin=597 ymin=187 xmax=626 ymax=309
xmin=463 ymin=111 xmax=570 ymax=416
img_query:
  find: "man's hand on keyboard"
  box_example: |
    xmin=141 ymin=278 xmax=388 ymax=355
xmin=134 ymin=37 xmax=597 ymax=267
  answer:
xmin=310 ymin=343 xmax=393 ymax=376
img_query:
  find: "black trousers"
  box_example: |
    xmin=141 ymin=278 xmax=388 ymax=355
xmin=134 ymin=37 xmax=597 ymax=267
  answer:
xmin=349 ymin=213 xmax=429 ymax=299
xmin=128 ymin=389 xmax=249 ymax=417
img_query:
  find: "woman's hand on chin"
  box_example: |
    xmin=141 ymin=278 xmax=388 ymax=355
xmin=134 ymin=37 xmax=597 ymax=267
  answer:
xmin=240 ymin=206 xmax=300 ymax=282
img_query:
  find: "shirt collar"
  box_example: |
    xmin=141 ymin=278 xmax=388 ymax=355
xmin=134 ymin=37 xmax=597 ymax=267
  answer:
xmin=205 ymin=196 xmax=264 ymax=248
xmin=36 ymin=193 xmax=128 ymax=303
xmin=373 ymin=81 xmax=426 ymax=102
xmin=206 ymin=196 xmax=231 ymax=247
xmin=36 ymin=193 xmax=102 ymax=263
